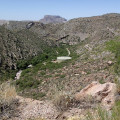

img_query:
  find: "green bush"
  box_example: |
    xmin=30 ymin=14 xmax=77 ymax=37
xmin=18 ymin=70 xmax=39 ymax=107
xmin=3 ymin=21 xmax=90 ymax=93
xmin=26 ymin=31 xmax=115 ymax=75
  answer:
xmin=0 ymin=69 xmax=16 ymax=83
xmin=16 ymin=76 xmax=41 ymax=90
xmin=17 ymin=59 xmax=30 ymax=69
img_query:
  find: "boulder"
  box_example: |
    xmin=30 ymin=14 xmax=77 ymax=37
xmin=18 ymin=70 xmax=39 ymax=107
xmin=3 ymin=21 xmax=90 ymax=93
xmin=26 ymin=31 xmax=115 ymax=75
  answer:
xmin=75 ymin=81 xmax=117 ymax=110
xmin=107 ymin=61 xmax=113 ymax=65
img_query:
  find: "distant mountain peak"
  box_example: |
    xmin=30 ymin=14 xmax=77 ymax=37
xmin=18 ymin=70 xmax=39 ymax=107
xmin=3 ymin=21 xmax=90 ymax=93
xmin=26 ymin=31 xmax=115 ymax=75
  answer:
xmin=40 ymin=15 xmax=67 ymax=24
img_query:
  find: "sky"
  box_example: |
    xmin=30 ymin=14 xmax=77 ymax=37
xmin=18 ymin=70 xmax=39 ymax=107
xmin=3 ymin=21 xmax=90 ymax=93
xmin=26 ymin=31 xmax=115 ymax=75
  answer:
xmin=0 ymin=0 xmax=120 ymax=21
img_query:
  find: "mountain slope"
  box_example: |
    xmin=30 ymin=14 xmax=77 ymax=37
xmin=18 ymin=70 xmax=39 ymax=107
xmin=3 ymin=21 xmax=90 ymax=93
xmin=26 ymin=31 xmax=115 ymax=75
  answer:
xmin=0 ymin=26 xmax=54 ymax=69
xmin=28 ymin=13 xmax=120 ymax=45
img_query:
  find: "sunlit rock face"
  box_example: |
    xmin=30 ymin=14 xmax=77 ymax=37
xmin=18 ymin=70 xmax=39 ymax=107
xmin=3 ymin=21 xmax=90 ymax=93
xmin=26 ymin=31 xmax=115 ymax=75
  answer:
xmin=75 ymin=81 xmax=117 ymax=110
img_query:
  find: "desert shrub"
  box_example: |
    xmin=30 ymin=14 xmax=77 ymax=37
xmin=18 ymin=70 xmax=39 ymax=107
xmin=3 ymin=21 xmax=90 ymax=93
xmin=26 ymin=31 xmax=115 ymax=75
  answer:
xmin=53 ymin=91 xmax=73 ymax=111
xmin=0 ymin=82 xmax=18 ymax=119
xmin=0 ymin=82 xmax=16 ymax=104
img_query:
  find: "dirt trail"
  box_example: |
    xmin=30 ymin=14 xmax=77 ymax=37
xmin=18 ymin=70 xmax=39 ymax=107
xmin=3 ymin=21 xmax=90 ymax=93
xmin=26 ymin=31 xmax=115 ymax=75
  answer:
xmin=66 ymin=48 xmax=70 ymax=56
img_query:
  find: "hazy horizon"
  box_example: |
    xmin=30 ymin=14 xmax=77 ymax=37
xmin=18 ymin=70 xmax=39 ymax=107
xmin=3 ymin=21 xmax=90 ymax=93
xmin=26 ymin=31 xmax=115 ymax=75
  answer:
xmin=0 ymin=0 xmax=120 ymax=21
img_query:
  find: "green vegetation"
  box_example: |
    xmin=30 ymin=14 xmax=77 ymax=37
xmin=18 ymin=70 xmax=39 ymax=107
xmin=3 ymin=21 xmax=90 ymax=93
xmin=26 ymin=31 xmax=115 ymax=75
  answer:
xmin=17 ymin=45 xmax=69 ymax=70
xmin=15 ymin=44 xmax=78 ymax=98
xmin=16 ymin=76 xmax=42 ymax=90
xmin=106 ymin=37 xmax=120 ymax=75
xmin=0 ymin=25 xmax=48 ymax=82
xmin=0 ymin=69 xmax=16 ymax=83
xmin=17 ymin=44 xmax=78 ymax=72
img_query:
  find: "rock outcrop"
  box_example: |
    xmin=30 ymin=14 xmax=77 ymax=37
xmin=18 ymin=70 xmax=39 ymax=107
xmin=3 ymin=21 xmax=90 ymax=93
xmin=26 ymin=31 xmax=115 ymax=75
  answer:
xmin=40 ymin=15 xmax=67 ymax=24
xmin=75 ymin=81 xmax=117 ymax=110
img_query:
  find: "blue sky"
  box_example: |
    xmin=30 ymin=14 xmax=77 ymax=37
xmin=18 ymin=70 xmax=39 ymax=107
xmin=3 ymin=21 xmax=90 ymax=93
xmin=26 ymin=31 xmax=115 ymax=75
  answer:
xmin=0 ymin=0 xmax=120 ymax=20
